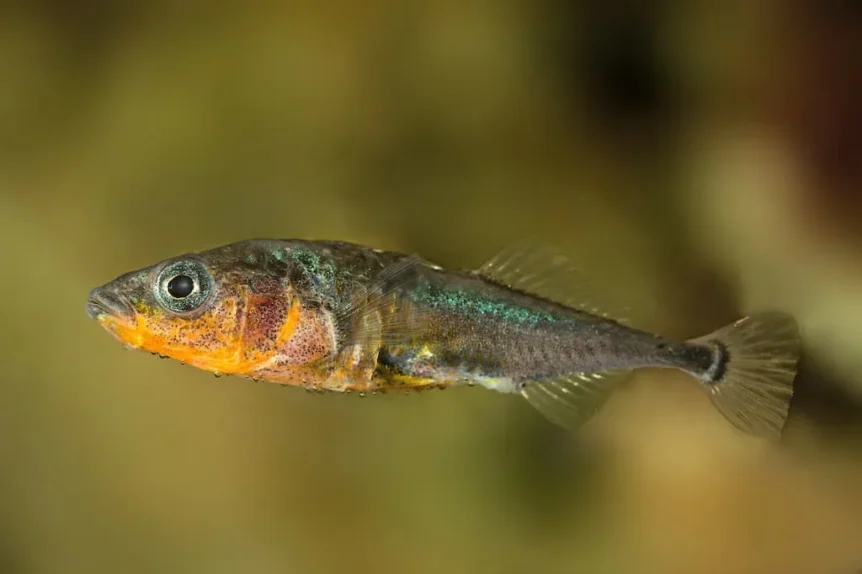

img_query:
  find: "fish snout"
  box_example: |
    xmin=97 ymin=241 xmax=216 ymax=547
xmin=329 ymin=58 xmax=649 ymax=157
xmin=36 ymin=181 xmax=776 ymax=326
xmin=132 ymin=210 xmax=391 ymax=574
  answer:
xmin=86 ymin=286 xmax=134 ymax=322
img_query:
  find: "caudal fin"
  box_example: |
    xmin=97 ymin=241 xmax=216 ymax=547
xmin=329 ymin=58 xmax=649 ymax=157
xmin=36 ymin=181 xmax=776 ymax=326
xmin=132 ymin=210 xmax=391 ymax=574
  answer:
xmin=689 ymin=312 xmax=801 ymax=441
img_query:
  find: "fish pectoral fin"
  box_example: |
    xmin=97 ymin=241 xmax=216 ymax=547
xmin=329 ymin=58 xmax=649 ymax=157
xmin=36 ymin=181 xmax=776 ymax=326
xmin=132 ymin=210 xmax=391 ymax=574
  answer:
xmin=336 ymin=254 xmax=432 ymax=348
xmin=519 ymin=370 xmax=631 ymax=430
xmin=474 ymin=238 xmax=630 ymax=324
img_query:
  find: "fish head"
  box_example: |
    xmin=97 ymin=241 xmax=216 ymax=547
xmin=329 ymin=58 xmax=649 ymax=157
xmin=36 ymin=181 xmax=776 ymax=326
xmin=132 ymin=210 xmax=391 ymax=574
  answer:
xmin=85 ymin=241 xmax=322 ymax=377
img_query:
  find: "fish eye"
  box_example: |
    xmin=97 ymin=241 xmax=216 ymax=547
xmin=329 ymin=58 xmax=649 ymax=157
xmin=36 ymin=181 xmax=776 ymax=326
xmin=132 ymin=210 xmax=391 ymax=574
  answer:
xmin=167 ymin=275 xmax=194 ymax=298
xmin=154 ymin=259 xmax=213 ymax=314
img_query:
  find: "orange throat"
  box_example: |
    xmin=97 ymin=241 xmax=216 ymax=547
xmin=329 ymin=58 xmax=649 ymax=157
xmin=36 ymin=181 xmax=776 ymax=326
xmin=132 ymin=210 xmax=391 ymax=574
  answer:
xmin=98 ymin=298 xmax=338 ymax=385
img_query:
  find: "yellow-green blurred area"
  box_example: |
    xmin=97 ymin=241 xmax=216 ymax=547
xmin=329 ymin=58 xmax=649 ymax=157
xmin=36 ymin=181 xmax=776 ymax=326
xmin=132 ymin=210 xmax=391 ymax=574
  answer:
xmin=4 ymin=0 xmax=862 ymax=573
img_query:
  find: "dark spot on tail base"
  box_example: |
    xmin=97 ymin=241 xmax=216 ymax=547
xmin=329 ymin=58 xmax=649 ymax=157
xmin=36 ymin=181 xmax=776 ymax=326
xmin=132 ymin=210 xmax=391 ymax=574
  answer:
xmin=674 ymin=340 xmax=728 ymax=383
xmin=703 ymin=340 xmax=729 ymax=383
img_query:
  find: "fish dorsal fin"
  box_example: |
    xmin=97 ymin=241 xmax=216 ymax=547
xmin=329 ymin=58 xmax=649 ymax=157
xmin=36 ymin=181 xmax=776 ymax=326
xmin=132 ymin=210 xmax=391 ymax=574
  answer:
xmin=336 ymin=254 xmax=431 ymax=348
xmin=519 ymin=370 xmax=631 ymax=430
xmin=475 ymin=239 xmax=629 ymax=323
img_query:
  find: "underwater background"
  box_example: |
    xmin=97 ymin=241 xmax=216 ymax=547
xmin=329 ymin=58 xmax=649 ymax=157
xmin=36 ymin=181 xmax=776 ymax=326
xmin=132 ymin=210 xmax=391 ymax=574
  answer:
xmin=2 ymin=1 xmax=862 ymax=573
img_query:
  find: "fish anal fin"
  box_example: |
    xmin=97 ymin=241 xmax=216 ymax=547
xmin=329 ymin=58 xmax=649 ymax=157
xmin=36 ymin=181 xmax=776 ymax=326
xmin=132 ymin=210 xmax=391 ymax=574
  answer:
xmin=475 ymin=238 xmax=630 ymax=324
xmin=519 ymin=369 xmax=631 ymax=430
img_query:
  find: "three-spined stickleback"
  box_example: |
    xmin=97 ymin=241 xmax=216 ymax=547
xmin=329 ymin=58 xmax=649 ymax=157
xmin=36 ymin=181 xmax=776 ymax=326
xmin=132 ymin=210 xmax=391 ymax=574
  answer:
xmin=86 ymin=239 xmax=801 ymax=440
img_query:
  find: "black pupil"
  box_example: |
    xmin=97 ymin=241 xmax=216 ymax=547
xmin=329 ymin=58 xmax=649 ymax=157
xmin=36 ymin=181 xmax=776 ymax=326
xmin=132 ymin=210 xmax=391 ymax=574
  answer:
xmin=167 ymin=275 xmax=195 ymax=298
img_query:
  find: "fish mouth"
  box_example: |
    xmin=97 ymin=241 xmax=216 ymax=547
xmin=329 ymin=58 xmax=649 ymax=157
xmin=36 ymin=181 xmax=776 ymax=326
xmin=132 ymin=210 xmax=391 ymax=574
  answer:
xmin=86 ymin=286 xmax=135 ymax=324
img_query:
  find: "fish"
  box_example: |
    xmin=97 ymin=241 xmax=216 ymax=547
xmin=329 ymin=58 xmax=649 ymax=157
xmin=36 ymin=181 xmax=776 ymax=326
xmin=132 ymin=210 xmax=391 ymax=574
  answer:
xmin=86 ymin=238 xmax=801 ymax=440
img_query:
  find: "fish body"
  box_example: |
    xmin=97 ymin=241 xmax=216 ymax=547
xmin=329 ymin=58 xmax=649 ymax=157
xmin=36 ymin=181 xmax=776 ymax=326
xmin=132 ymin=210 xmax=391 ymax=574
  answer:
xmin=87 ymin=238 xmax=800 ymax=440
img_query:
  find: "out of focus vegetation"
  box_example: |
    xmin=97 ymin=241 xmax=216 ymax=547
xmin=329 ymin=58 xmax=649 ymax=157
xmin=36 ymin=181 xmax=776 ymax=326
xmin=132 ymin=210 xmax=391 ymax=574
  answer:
xmin=2 ymin=1 xmax=862 ymax=573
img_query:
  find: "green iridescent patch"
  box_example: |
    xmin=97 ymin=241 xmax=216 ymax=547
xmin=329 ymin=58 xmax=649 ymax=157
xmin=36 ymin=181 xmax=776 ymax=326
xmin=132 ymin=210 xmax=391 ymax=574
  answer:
xmin=412 ymin=284 xmax=556 ymax=325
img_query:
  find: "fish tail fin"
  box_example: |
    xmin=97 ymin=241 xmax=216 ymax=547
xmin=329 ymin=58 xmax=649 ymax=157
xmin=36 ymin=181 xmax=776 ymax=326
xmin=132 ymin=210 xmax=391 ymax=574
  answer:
xmin=688 ymin=311 xmax=801 ymax=441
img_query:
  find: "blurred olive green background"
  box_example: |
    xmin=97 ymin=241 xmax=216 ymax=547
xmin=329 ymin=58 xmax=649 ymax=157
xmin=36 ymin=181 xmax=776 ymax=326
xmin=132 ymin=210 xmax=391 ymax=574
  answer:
xmin=3 ymin=1 xmax=862 ymax=573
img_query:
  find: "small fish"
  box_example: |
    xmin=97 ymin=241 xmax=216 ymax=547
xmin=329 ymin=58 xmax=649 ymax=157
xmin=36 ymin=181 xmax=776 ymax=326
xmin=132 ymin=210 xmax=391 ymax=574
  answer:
xmin=86 ymin=239 xmax=801 ymax=440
